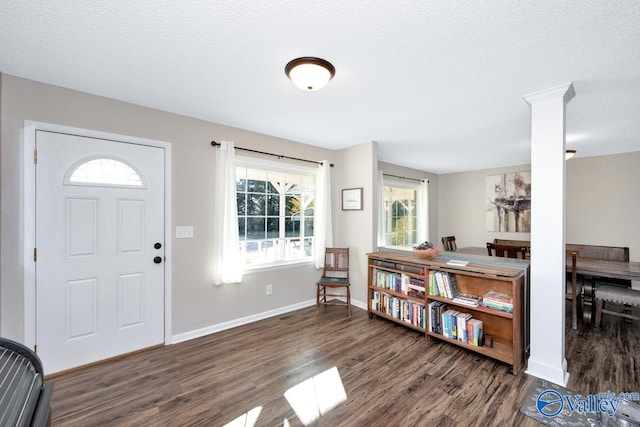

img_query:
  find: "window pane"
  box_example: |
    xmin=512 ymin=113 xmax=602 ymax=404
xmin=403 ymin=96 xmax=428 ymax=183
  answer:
xmin=285 ymin=218 xmax=299 ymax=237
xmin=247 ymin=179 xmax=265 ymax=193
xmin=237 ymin=192 xmax=247 ymax=216
xmin=67 ymin=158 xmax=144 ymax=187
xmin=285 ymin=195 xmax=299 ymax=216
xmin=304 ymin=218 xmax=314 ymax=236
xmin=238 ymin=218 xmax=246 ymax=239
xmin=247 ymin=194 xmax=266 ymax=215
xmin=236 ymin=177 xmax=246 ymax=192
xmin=266 ymin=217 xmax=279 ymax=238
xmin=267 ymin=195 xmax=279 ymax=216
xmin=247 ymin=218 xmax=265 ymax=239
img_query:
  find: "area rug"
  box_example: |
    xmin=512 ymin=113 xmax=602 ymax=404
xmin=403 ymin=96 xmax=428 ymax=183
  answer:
xmin=520 ymin=377 xmax=599 ymax=426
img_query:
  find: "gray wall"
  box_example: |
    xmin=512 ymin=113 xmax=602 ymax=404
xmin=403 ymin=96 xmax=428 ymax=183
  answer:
xmin=0 ymin=75 xmax=379 ymax=341
xmin=438 ymin=153 xmax=640 ymax=261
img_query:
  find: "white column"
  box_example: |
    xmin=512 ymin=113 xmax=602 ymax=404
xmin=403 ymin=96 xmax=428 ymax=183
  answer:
xmin=523 ymin=83 xmax=575 ymax=386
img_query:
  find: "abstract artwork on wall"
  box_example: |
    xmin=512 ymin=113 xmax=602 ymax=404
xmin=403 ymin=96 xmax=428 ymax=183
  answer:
xmin=486 ymin=171 xmax=531 ymax=232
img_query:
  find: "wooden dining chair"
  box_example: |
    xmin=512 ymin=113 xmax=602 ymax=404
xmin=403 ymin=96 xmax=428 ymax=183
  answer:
xmin=565 ymin=249 xmax=582 ymax=330
xmin=441 ymin=236 xmax=457 ymax=252
xmin=316 ymin=247 xmax=351 ymax=318
xmin=486 ymin=242 xmax=528 ymax=259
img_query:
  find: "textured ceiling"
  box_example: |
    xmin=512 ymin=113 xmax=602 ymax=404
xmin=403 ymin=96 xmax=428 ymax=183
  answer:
xmin=1 ymin=1 xmax=639 ymax=173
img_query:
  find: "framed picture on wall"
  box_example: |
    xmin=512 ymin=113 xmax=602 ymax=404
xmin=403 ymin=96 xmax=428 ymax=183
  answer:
xmin=342 ymin=188 xmax=363 ymax=210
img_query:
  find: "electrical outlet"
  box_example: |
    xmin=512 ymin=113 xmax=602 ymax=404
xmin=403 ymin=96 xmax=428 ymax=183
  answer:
xmin=266 ymin=284 xmax=273 ymax=295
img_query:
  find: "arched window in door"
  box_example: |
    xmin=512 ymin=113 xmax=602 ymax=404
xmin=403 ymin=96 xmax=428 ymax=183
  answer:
xmin=64 ymin=157 xmax=146 ymax=188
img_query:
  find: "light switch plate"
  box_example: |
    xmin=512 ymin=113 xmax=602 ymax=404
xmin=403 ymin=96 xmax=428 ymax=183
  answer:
xmin=176 ymin=226 xmax=194 ymax=239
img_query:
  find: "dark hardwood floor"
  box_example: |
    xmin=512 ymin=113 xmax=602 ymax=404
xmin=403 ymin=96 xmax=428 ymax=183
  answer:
xmin=49 ymin=304 xmax=639 ymax=426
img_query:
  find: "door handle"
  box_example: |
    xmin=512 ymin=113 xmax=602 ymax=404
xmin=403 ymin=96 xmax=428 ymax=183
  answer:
xmin=154 ymin=242 xmax=162 ymax=249
xmin=153 ymin=256 xmax=163 ymax=264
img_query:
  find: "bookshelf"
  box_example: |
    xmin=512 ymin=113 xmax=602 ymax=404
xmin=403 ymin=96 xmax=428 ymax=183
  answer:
xmin=367 ymin=251 xmax=527 ymax=374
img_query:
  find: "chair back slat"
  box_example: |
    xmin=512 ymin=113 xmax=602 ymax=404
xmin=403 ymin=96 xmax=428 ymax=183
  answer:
xmin=486 ymin=242 xmax=528 ymax=259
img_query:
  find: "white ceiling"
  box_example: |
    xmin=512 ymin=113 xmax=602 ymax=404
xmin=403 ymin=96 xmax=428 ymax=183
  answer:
xmin=1 ymin=1 xmax=639 ymax=173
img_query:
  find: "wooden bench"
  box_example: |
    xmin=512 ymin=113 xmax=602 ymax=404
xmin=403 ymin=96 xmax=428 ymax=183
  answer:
xmin=594 ymin=285 xmax=640 ymax=327
xmin=565 ymin=243 xmax=629 ymax=262
xmin=566 ymin=243 xmax=631 ymax=288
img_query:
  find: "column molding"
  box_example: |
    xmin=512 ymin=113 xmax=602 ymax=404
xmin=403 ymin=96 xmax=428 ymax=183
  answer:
xmin=523 ymin=82 xmax=574 ymax=386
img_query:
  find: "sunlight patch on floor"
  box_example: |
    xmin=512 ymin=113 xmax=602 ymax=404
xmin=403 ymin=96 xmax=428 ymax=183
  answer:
xmin=284 ymin=366 xmax=347 ymax=425
xmin=223 ymin=406 xmax=262 ymax=427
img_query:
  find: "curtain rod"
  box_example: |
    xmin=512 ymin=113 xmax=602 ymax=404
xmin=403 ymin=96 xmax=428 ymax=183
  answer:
xmin=211 ymin=141 xmax=334 ymax=167
xmin=383 ymin=173 xmax=428 ymax=183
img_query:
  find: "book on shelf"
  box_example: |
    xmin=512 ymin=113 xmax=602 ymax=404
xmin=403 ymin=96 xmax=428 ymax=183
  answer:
xmin=434 ymin=271 xmax=448 ymax=298
xmin=429 ymin=301 xmax=447 ymax=334
xmin=482 ymin=291 xmax=513 ymax=305
xmin=446 ymin=274 xmax=461 ymax=298
xmin=395 ymin=263 xmax=424 ymax=275
xmin=467 ymin=319 xmax=483 ymax=346
xmin=455 ymin=312 xmax=472 ymax=342
xmin=452 ymin=293 xmax=482 ymax=307
xmin=482 ymin=290 xmax=513 ymax=312
xmin=407 ymin=277 xmax=426 ymax=298
xmin=373 ymin=259 xmax=396 ymax=269
xmin=481 ymin=300 xmax=513 ymax=313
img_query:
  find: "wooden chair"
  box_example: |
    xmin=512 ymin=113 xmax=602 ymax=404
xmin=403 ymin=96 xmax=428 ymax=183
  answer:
xmin=494 ymin=238 xmax=531 ymax=257
xmin=441 ymin=236 xmax=457 ymax=252
xmin=565 ymin=249 xmax=582 ymax=330
xmin=486 ymin=242 xmax=528 ymax=259
xmin=316 ymin=247 xmax=352 ymax=318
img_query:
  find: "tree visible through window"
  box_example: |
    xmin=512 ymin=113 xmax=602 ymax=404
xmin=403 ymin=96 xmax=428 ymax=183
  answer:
xmin=236 ymin=164 xmax=316 ymax=266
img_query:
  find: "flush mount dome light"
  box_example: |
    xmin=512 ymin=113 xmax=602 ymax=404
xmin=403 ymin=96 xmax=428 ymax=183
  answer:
xmin=285 ymin=57 xmax=335 ymax=91
xmin=565 ymin=149 xmax=576 ymax=160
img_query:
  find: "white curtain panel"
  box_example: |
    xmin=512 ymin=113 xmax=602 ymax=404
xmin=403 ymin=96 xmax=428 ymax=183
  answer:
xmin=418 ymin=179 xmax=430 ymax=244
xmin=314 ymin=161 xmax=333 ymax=269
xmin=212 ymin=140 xmax=243 ymax=285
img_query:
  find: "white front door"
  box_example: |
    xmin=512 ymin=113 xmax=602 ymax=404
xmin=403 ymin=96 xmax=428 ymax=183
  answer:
xmin=35 ymin=130 xmax=165 ymax=374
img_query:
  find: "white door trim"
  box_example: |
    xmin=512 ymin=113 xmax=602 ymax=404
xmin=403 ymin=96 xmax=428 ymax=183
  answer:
xmin=23 ymin=121 xmax=173 ymax=349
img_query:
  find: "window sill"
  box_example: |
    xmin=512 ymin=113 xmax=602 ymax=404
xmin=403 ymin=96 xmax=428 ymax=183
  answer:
xmin=243 ymin=258 xmax=315 ymax=274
xmin=377 ymin=245 xmax=414 ymax=254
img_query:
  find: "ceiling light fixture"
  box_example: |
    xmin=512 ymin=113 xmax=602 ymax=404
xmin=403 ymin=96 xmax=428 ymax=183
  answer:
xmin=285 ymin=57 xmax=335 ymax=91
xmin=565 ymin=149 xmax=576 ymax=160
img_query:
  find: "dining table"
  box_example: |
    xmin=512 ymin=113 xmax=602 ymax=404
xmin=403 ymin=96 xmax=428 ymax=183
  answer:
xmin=454 ymin=246 xmax=640 ymax=282
xmin=455 ymin=245 xmax=640 ymax=325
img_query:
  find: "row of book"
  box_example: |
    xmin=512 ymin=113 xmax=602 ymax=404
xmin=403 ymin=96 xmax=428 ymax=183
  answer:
xmin=373 ymin=269 xmax=426 ymax=298
xmin=429 ymin=301 xmax=483 ymax=346
xmin=371 ymin=290 xmax=426 ymax=328
xmin=428 ymin=271 xmax=461 ymax=299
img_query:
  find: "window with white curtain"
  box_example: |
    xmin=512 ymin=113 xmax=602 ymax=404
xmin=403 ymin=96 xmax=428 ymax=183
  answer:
xmin=379 ymin=175 xmax=429 ymax=248
xmin=236 ymin=157 xmax=318 ymax=268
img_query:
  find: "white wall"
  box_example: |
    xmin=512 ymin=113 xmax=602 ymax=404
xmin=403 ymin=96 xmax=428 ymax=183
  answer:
xmin=438 ymin=152 xmax=640 ymax=261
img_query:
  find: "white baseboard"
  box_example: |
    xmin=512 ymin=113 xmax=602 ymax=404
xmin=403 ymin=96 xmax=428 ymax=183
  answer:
xmin=171 ymin=298 xmax=367 ymax=344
